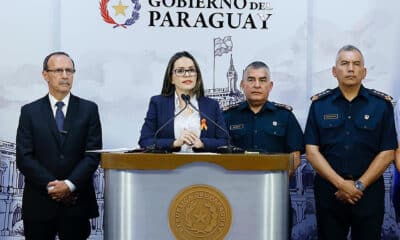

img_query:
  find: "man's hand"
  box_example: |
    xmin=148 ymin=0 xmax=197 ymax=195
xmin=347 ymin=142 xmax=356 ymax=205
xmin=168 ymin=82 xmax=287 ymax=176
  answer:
xmin=47 ymin=180 xmax=71 ymax=202
xmin=335 ymin=180 xmax=363 ymax=204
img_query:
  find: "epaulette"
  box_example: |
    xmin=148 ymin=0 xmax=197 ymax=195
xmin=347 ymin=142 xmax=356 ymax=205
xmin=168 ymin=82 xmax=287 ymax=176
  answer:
xmin=273 ymin=102 xmax=293 ymax=111
xmin=310 ymin=89 xmax=333 ymax=101
xmin=223 ymin=102 xmax=241 ymax=112
xmin=368 ymin=89 xmax=393 ymax=102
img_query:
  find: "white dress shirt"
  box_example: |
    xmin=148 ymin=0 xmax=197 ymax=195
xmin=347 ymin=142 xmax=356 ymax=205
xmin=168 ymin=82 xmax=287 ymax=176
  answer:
xmin=48 ymin=93 xmax=76 ymax=192
xmin=174 ymin=92 xmax=201 ymax=152
xmin=48 ymin=93 xmax=70 ymax=117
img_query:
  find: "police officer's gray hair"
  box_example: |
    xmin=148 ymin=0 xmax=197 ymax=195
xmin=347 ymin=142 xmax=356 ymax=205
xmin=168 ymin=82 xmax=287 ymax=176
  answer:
xmin=242 ymin=61 xmax=270 ymax=80
xmin=336 ymin=45 xmax=365 ymax=64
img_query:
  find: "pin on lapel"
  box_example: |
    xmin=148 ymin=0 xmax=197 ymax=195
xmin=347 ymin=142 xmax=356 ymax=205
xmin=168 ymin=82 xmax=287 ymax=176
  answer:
xmin=200 ymin=118 xmax=208 ymax=130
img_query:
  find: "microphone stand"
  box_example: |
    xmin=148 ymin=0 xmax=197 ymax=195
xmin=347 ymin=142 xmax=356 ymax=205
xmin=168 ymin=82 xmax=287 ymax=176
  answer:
xmin=143 ymin=95 xmax=189 ymax=153
xmin=183 ymin=94 xmax=244 ymax=154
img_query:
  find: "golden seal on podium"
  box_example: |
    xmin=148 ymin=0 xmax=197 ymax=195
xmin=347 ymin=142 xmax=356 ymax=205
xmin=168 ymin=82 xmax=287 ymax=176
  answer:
xmin=169 ymin=184 xmax=232 ymax=240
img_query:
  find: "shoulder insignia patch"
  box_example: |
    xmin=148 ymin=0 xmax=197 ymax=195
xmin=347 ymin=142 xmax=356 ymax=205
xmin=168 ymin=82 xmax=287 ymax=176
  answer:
xmin=310 ymin=89 xmax=333 ymax=101
xmin=273 ymin=102 xmax=293 ymax=111
xmin=368 ymin=89 xmax=393 ymax=102
xmin=223 ymin=102 xmax=241 ymax=111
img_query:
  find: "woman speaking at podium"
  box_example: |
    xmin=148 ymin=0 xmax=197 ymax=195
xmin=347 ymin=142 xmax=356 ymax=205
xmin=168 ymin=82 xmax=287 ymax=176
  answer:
xmin=139 ymin=51 xmax=228 ymax=152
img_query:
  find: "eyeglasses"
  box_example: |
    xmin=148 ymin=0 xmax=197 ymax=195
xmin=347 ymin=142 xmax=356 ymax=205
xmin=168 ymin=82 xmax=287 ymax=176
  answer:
xmin=173 ymin=68 xmax=197 ymax=77
xmin=46 ymin=68 xmax=76 ymax=76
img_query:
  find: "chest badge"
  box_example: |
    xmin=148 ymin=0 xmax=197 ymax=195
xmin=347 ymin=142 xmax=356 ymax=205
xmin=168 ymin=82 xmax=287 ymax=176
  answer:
xmin=272 ymin=121 xmax=278 ymax=126
xmin=229 ymin=124 xmax=244 ymax=130
xmin=364 ymin=115 xmax=370 ymax=120
xmin=323 ymin=114 xmax=339 ymax=120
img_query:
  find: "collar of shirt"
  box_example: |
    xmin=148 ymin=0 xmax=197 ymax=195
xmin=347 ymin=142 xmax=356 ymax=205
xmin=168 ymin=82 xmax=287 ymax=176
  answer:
xmin=332 ymin=85 xmax=369 ymax=102
xmin=48 ymin=93 xmax=70 ymax=117
xmin=174 ymin=92 xmax=199 ymax=114
xmin=237 ymin=100 xmax=276 ymax=113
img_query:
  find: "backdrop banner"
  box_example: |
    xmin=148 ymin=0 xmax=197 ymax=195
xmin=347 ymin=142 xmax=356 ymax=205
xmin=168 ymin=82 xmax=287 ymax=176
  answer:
xmin=1 ymin=0 xmax=400 ymax=239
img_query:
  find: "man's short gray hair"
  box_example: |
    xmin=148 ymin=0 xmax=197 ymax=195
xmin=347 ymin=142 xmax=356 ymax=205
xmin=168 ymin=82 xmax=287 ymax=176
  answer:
xmin=336 ymin=45 xmax=365 ymax=64
xmin=242 ymin=61 xmax=270 ymax=80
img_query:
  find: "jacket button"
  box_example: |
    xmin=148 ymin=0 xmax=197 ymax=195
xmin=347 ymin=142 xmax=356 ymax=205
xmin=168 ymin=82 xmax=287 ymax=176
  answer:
xmin=60 ymin=154 xmax=64 ymax=159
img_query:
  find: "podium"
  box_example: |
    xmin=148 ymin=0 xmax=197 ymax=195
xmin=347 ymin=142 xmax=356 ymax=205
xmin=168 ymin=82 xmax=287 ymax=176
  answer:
xmin=101 ymin=153 xmax=292 ymax=240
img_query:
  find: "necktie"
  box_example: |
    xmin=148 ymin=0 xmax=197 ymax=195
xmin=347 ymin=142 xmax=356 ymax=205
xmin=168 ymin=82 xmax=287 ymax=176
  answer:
xmin=55 ymin=101 xmax=65 ymax=132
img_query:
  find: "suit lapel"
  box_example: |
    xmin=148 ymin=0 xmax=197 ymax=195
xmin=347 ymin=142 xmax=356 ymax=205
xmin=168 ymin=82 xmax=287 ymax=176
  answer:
xmin=166 ymin=95 xmax=175 ymax=137
xmin=41 ymin=95 xmax=62 ymax=145
xmin=198 ymin=97 xmax=207 ymax=138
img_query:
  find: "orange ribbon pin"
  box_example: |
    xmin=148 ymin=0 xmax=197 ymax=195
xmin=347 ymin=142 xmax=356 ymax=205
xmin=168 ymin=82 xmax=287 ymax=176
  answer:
xmin=200 ymin=118 xmax=208 ymax=130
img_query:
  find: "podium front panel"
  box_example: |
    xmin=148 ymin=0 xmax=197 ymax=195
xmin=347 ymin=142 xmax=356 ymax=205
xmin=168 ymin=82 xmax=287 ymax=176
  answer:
xmin=104 ymin=161 xmax=288 ymax=240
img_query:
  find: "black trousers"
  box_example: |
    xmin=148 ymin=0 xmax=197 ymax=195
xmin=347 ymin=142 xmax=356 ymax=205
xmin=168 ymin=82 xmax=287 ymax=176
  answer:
xmin=289 ymin=195 xmax=294 ymax=240
xmin=314 ymin=174 xmax=385 ymax=240
xmin=23 ymin=216 xmax=91 ymax=240
xmin=315 ymin=203 xmax=384 ymax=240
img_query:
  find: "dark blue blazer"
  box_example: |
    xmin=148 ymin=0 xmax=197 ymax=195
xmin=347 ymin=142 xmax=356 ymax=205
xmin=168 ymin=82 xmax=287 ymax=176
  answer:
xmin=16 ymin=94 xmax=102 ymax=221
xmin=139 ymin=95 xmax=228 ymax=152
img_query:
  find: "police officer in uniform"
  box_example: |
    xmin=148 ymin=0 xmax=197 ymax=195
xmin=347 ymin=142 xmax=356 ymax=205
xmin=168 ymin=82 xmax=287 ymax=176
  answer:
xmin=392 ymin=98 xmax=400 ymax=221
xmin=304 ymin=45 xmax=397 ymax=240
xmin=223 ymin=61 xmax=304 ymax=238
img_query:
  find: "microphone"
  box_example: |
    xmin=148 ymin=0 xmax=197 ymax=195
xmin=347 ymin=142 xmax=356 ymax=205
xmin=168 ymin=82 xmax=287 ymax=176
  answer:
xmin=181 ymin=94 xmax=190 ymax=104
xmin=182 ymin=94 xmax=244 ymax=154
xmin=143 ymin=94 xmax=189 ymax=153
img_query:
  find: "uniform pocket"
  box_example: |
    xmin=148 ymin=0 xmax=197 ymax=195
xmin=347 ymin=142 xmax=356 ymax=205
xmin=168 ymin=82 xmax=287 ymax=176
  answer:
xmin=261 ymin=123 xmax=286 ymax=137
xmin=354 ymin=113 xmax=377 ymax=131
xmin=320 ymin=118 xmax=344 ymax=129
xmin=318 ymin=117 xmax=345 ymax=144
xmin=354 ymin=112 xmax=379 ymax=148
xmin=230 ymin=127 xmax=250 ymax=143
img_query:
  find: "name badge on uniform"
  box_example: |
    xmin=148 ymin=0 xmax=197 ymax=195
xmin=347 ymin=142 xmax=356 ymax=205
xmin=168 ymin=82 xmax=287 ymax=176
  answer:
xmin=230 ymin=124 xmax=244 ymax=130
xmin=323 ymin=114 xmax=339 ymax=120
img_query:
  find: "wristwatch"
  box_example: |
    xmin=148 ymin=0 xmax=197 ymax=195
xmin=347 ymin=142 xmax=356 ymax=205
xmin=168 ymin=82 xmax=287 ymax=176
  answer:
xmin=354 ymin=180 xmax=365 ymax=191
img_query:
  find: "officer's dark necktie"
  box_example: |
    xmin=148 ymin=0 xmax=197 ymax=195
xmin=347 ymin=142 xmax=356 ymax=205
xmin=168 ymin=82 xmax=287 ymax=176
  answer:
xmin=55 ymin=101 xmax=65 ymax=132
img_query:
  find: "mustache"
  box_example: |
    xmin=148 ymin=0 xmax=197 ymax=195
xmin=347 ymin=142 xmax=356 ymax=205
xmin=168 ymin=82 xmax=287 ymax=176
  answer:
xmin=58 ymin=80 xmax=70 ymax=85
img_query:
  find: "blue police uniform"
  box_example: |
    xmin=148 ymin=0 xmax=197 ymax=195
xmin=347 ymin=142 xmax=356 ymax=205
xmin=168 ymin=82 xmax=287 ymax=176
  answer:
xmin=392 ymin=99 xmax=400 ymax=222
xmin=304 ymin=85 xmax=397 ymax=240
xmin=223 ymin=101 xmax=304 ymax=153
xmin=224 ymin=100 xmax=304 ymax=239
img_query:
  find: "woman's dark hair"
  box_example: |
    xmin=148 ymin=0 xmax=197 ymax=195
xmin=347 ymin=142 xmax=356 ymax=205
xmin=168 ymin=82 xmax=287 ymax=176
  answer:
xmin=161 ymin=51 xmax=205 ymax=98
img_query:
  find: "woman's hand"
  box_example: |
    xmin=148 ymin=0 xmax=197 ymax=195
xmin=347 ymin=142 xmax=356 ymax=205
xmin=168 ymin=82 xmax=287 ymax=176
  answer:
xmin=173 ymin=129 xmax=203 ymax=148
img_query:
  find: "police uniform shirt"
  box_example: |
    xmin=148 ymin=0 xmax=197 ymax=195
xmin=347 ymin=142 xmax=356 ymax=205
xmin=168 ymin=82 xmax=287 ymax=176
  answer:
xmin=223 ymin=101 xmax=304 ymax=153
xmin=304 ymin=86 xmax=397 ymax=177
xmin=395 ymin=98 xmax=400 ymax=141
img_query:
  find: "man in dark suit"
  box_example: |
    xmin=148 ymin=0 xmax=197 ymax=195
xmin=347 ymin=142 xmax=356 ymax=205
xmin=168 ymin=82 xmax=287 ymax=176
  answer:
xmin=16 ymin=51 xmax=102 ymax=240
